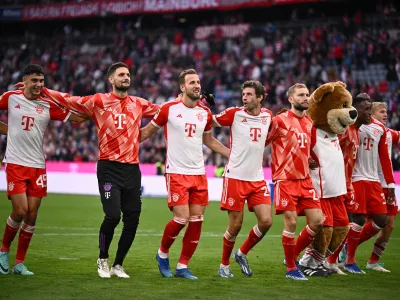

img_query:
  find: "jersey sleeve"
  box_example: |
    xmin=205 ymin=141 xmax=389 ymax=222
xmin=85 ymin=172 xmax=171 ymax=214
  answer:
xmin=49 ymin=101 xmax=71 ymax=122
xmin=205 ymin=110 xmax=212 ymax=132
xmin=42 ymin=87 xmax=94 ymax=118
xmin=266 ymin=116 xmax=282 ymax=145
xmin=151 ymin=103 xmax=169 ymax=128
xmin=213 ymin=107 xmax=237 ymax=127
xmin=139 ymin=97 xmax=160 ymax=119
xmin=378 ymin=129 xmax=395 ymax=186
xmin=389 ymin=129 xmax=400 ymax=145
xmin=0 ymin=92 xmax=10 ymax=110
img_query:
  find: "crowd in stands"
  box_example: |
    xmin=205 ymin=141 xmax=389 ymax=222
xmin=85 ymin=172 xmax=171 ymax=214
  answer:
xmin=0 ymin=3 xmax=399 ymax=169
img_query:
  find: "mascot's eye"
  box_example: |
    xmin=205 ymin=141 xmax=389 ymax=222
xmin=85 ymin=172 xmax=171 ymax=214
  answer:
xmin=342 ymin=103 xmax=347 ymax=108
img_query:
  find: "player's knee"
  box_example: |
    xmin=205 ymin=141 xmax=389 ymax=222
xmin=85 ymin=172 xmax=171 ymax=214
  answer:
xmin=24 ymin=212 xmax=38 ymax=226
xmin=122 ymin=211 xmax=140 ymax=231
xmin=104 ymin=215 xmax=121 ymax=227
xmin=13 ymin=207 xmax=28 ymax=220
xmin=372 ymin=215 xmax=387 ymax=229
xmin=258 ymin=217 xmax=272 ymax=231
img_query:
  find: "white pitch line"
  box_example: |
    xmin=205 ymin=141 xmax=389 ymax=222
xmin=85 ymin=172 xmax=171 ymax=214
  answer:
xmin=59 ymin=257 xmax=80 ymax=260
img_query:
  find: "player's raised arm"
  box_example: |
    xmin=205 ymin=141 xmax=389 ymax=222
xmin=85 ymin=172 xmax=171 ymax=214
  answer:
xmin=42 ymin=87 xmax=95 ymax=118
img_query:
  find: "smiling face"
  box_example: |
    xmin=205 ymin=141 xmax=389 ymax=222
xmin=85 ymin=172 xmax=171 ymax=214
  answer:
xmin=23 ymin=73 xmax=44 ymax=99
xmin=180 ymin=73 xmax=201 ymax=101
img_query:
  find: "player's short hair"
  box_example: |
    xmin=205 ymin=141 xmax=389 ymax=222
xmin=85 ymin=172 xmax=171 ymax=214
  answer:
xmin=22 ymin=64 xmax=44 ymax=77
xmin=241 ymin=80 xmax=266 ymax=102
xmin=286 ymin=83 xmax=307 ymax=98
xmin=371 ymin=101 xmax=387 ymax=114
xmin=107 ymin=62 xmax=129 ymax=77
xmin=178 ymin=69 xmax=197 ymax=85
xmin=353 ymin=93 xmax=371 ymax=106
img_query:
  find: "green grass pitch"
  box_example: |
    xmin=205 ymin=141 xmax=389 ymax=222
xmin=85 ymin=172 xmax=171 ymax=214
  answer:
xmin=0 ymin=193 xmax=399 ymax=299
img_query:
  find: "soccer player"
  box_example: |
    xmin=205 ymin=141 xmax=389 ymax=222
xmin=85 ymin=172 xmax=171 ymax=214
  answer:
xmin=212 ymin=80 xmax=273 ymax=278
xmin=266 ymin=83 xmax=324 ymax=280
xmin=344 ymin=94 xmax=395 ymax=274
xmin=364 ymin=102 xmax=398 ymax=272
xmin=40 ymin=62 xmax=159 ymax=278
xmin=0 ymin=64 xmax=85 ymax=275
xmin=140 ymin=69 xmax=229 ymax=280
xmin=326 ymin=93 xmax=373 ymax=273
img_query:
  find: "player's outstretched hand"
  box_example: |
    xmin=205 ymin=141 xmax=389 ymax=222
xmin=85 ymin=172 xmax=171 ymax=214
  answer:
xmin=201 ymin=92 xmax=215 ymax=107
xmin=14 ymin=82 xmax=24 ymax=90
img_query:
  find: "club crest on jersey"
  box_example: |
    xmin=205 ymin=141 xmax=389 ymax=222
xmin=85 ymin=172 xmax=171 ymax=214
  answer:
xmin=305 ymin=124 xmax=312 ymax=133
xmin=127 ymin=101 xmax=136 ymax=112
xmin=172 ymin=193 xmax=180 ymax=202
xmin=8 ymin=182 xmax=14 ymax=191
xmin=104 ymin=183 xmax=112 ymax=191
xmin=261 ymin=117 xmax=268 ymax=125
xmin=36 ymin=104 xmax=44 ymax=114
xmin=281 ymin=198 xmax=288 ymax=207
xmin=228 ymin=198 xmax=235 ymax=206
xmin=196 ymin=112 xmax=204 ymax=122
xmin=372 ymin=129 xmax=379 ymax=136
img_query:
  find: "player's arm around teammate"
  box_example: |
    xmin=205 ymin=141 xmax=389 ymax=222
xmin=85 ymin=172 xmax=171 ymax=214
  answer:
xmin=213 ymin=81 xmax=273 ymax=278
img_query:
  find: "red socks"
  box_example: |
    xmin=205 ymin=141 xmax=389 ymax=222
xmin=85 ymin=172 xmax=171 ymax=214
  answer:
xmin=221 ymin=231 xmax=236 ymax=265
xmin=15 ymin=223 xmax=35 ymax=264
xmin=178 ymin=216 xmax=203 ymax=265
xmin=159 ymin=217 xmax=187 ymax=254
xmin=282 ymin=231 xmax=296 ymax=271
xmin=294 ymin=225 xmax=317 ymax=260
xmin=0 ymin=216 xmax=21 ymax=252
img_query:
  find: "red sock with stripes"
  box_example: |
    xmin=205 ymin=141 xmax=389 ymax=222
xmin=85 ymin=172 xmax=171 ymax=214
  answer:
xmin=282 ymin=231 xmax=296 ymax=271
xmin=346 ymin=222 xmax=362 ymax=265
xmin=239 ymin=225 xmax=264 ymax=255
xmin=15 ymin=223 xmax=35 ymax=264
xmin=358 ymin=222 xmax=381 ymax=245
xmin=159 ymin=217 xmax=187 ymax=254
xmin=221 ymin=230 xmax=236 ymax=266
xmin=178 ymin=215 xmax=203 ymax=265
xmin=0 ymin=216 xmax=21 ymax=252
xmin=294 ymin=225 xmax=317 ymax=260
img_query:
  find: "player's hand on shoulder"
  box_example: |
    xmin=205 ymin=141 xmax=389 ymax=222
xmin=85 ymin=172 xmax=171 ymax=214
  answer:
xmin=14 ymin=82 xmax=24 ymax=90
xmin=201 ymin=92 xmax=215 ymax=107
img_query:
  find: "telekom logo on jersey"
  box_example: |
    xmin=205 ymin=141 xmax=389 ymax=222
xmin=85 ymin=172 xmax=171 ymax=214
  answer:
xmin=185 ymin=123 xmax=196 ymax=137
xmin=250 ymin=127 xmax=261 ymax=142
xmin=21 ymin=116 xmax=35 ymax=131
xmin=114 ymin=113 xmax=127 ymax=129
xmin=297 ymin=132 xmax=307 ymax=148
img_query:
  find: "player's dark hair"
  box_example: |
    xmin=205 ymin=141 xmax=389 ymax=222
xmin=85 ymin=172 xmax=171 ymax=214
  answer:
xmin=107 ymin=62 xmax=129 ymax=77
xmin=178 ymin=69 xmax=197 ymax=85
xmin=22 ymin=64 xmax=44 ymax=77
xmin=353 ymin=93 xmax=371 ymax=106
xmin=241 ymin=80 xmax=266 ymax=103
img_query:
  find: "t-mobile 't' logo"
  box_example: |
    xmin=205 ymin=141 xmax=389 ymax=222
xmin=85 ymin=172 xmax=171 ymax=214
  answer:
xmin=114 ymin=113 xmax=127 ymax=129
xmin=21 ymin=116 xmax=35 ymax=131
xmin=185 ymin=123 xmax=196 ymax=137
xmin=105 ymin=192 xmax=111 ymax=199
xmin=250 ymin=127 xmax=262 ymax=142
xmin=296 ymin=132 xmax=307 ymax=148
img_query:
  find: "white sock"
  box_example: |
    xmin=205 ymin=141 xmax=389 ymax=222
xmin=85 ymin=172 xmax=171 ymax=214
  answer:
xmin=176 ymin=263 xmax=187 ymax=270
xmin=237 ymin=249 xmax=245 ymax=257
xmin=220 ymin=264 xmax=229 ymax=268
xmin=158 ymin=249 xmax=168 ymax=259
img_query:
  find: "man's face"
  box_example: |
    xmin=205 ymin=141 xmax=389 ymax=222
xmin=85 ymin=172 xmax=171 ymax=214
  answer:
xmin=242 ymin=87 xmax=262 ymax=111
xmin=289 ymin=87 xmax=309 ymax=111
xmin=109 ymin=67 xmax=130 ymax=92
xmin=373 ymin=107 xmax=387 ymax=125
xmin=23 ymin=73 xmax=44 ymax=97
xmin=356 ymin=100 xmax=372 ymax=125
xmin=181 ymin=74 xmax=201 ymax=100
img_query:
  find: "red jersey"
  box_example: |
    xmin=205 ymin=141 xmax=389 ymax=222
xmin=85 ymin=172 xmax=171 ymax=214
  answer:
xmin=42 ymin=88 xmax=159 ymax=164
xmin=267 ymin=110 xmax=313 ymax=181
xmin=339 ymin=125 xmax=360 ymax=190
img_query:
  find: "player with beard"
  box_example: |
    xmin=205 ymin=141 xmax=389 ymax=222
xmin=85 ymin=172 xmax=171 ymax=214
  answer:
xmin=39 ymin=62 xmax=159 ymax=278
xmin=140 ymin=69 xmax=230 ymax=280
xmin=266 ymin=83 xmax=324 ymax=280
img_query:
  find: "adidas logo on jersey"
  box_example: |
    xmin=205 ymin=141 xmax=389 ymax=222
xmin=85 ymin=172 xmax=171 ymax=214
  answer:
xmin=241 ymin=118 xmax=247 ymax=123
xmin=177 ymin=114 xmax=182 ymax=118
xmin=15 ymin=104 xmax=20 ymax=109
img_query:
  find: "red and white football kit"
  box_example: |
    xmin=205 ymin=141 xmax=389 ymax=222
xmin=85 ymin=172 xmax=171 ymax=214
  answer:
xmin=352 ymin=119 xmax=395 ymax=215
xmin=0 ymin=90 xmax=70 ymax=197
xmin=213 ymin=107 xmax=272 ymax=212
xmin=151 ymin=98 xmax=212 ymax=209
xmin=378 ymin=127 xmax=399 ymax=216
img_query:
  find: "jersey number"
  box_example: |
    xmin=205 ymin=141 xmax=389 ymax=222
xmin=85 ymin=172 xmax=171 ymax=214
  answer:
xmin=308 ymin=189 xmax=318 ymax=201
xmin=36 ymin=174 xmax=47 ymax=188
